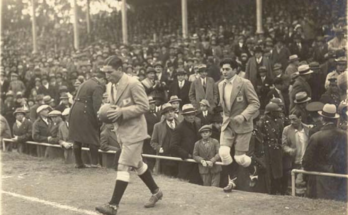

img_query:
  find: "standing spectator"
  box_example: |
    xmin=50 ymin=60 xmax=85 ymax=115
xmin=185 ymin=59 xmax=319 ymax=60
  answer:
xmin=8 ymin=73 xmax=26 ymax=96
xmin=196 ymin=99 xmax=213 ymax=125
xmin=328 ymin=28 xmax=346 ymax=52
xmin=193 ymin=124 xmax=221 ymax=187
xmin=303 ymin=104 xmax=347 ymax=201
xmin=55 ymin=93 xmax=71 ymax=113
xmin=168 ymin=95 xmax=184 ymax=122
xmin=29 ymin=95 xmax=44 ymax=123
xmin=257 ymin=103 xmax=284 ymax=194
xmin=282 ymin=110 xmax=310 ymax=196
xmin=245 ymin=46 xmax=273 ymax=87
xmin=69 ymin=67 xmax=105 ymax=168
xmin=32 ymin=105 xmax=55 ymax=144
xmin=289 ymin=64 xmax=313 ymax=110
xmin=305 ymin=102 xmax=324 ymax=137
xmin=189 ymin=64 xmax=218 ymax=112
xmin=168 ymin=69 xmax=191 ymax=106
xmin=311 ymin=36 xmax=328 ymax=64
xmin=290 ymin=92 xmax=312 ymax=124
xmin=2 ymin=91 xmax=16 ymax=131
xmin=320 ymin=78 xmax=341 ymax=108
xmin=218 ymin=58 xmax=260 ymax=192
xmin=171 ymin=104 xmax=202 ymax=185
xmin=267 ymin=77 xmax=290 ymax=115
xmin=151 ymin=103 xmax=179 ymax=177
xmin=308 ymin=62 xmax=326 ymax=101
xmin=325 ymin=57 xmax=346 ymax=89
xmin=289 ymin=35 xmax=309 ymax=61
xmin=0 ymin=71 xmax=10 ymax=100
xmin=12 ymin=108 xmax=32 ymax=153
xmin=270 ymin=39 xmax=291 ymax=70
xmin=284 ymin=55 xmax=300 ymax=77
xmin=255 ymin=67 xmax=272 ymax=110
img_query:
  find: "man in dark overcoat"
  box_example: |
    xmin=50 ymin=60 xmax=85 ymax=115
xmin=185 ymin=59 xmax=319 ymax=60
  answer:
xmin=171 ymin=104 xmax=202 ymax=185
xmin=168 ymin=69 xmax=191 ymax=106
xmin=69 ymin=70 xmax=105 ymax=168
xmin=303 ymin=104 xmax=347 ymax=201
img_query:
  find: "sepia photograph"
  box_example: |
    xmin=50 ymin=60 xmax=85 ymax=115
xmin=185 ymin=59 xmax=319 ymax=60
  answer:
xmin=0 ymin=0 xmax=347 ymax=214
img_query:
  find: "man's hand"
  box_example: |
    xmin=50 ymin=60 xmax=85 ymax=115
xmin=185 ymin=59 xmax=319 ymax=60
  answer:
xmin=234 ymin=115 xmax=245 ymax=124
xmin=107 ymin=108 xmax=122 ymax=123
xmin=201 ymin=160 xmax=207 ymax=167
xmin=12 ymin=136 xmax=18 ymax=142
xmin=206 ymin=161 xmax=213 ymax=167
xmin=47 ymin=136 xmax=52 ymax=142
xmin=159 ymin=147 xmax=164 ymax=154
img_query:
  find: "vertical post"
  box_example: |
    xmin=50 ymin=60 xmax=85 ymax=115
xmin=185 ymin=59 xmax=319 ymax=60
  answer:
xmin=121 ymin=0 xmax=128 ymax=45
xmin=291 ymin=170 xmax=296 ymax=196
xmin=86 ymin=0 xmax=91 ymax=34
xmin=31 ymin=0 xmax=38 ymax=53
xmin=256 ymin=0 xmax=263 ymax=34
xmin=73 ymin=0 xmax=80 ymax=50
xmin=181 ymin=0 xmax=188 ymax=39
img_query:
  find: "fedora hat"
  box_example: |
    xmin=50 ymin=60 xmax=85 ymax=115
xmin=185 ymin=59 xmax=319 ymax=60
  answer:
xmin=176 ymin=68 xmax=187 ymax=76
xmin=273 ymin=63 xmax=282 ymax=71
xmin=289 ymin=55 xmax=299 ymax=62
xmin=335 ymin=56 xmax=347 ymax=65
xmin=254 ymin=46 xmax=263 ymax=53
xmin=37 ymin=105 xmax=50 ymax=114
xmin=306 ymin=101 xmax=324 ymax=112
xmin=199 ymin=99 xmax=210 ymax=107
xmin=43 ymin=95 xmax=53 ymax=104
xmin=169 ymin=95 xmax=182 ymax=103
xmin=198 ymin=124 xmax=212 ymax=133
xmin=60 ymin=93 xmax=69 ymax=100
xmin=181 ymin=104 xmax=196 ymax=115
xmin=294 ymin=92 xmax=311 ymax=104
xmin=297 ymin=64 xmax=313 ymax=76
xmin=13 ymin=108 xmax=26 ymax=116
xmin=161 ymin=103 xmax=175 ymax=115
xmin=318 ymin=104 xmax=339 ymax=119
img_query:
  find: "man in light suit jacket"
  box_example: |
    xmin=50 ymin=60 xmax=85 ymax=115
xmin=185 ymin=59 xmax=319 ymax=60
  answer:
xmin=218 ymin=58 xmax=260 ymax=192
xmin=189 ymin=64 xmax=218 ymax=112
xmin=96 ymin=56 xmax=162 ymax=215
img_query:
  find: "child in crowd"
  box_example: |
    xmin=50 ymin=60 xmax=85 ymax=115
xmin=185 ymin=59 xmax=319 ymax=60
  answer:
xmin=193 ymin=124 xmax=221 ymax=187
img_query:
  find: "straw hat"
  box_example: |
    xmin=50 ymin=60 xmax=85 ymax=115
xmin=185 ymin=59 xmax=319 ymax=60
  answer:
xmin=181 ymin=104 xmax=196 ymax=115
xmin=294 ymin=92 xmax=311 ymax=104
xmin=318 ymin=104 xmax=339 ymax=119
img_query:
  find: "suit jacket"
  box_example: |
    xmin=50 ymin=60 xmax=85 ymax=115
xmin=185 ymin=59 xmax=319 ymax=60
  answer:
xmin=282 ymin=124 xmax=310 ymax=170
xmin=189 ymin=77 xmax=218 ymax=111
xmin=100 ymin=124 xmax=120 ymax=151
xmin=270 ymin=46 xmax=291 ymax=70
xmin=29 ymin=104 xmax=39 ymax=123
xmin=289 ymin=76 xmax=312 ymax=110
xmin=12 ymin=118 xmax=32 ymax=143
xmin=69 ymin=77 xmax=104 ymax=146
xmin=193 ymin=138 xmax=222 ymax=174
xmin=284 ymin=63 xmax=298 ymax=77
xmin=151 ymin=118 xmax=179 ymax=155
xmin=168 ymin=80 xmax=191 ymax=106
xmin=196 ymin=111 xmax=213 ymax=126
xmin=245 ymin=56 xmax=273 ymax=87
xmin=289 ymin=42 xmax=309 ymax=61
xmin=32 ymin=117 xmax=56 ymax=143
xmin=109 ymin=74 xmax=149 ymax=144
xmin=218 ymin=75 xmax=260 ymax=134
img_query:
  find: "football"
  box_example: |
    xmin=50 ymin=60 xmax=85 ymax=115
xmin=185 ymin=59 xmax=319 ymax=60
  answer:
xmin=98 ymin=104 xmax=116 ymax=124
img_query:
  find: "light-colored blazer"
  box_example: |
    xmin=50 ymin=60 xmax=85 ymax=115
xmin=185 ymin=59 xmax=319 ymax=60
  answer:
xmin=189 ymin=77 xmax=218 ymax=111
xmin=111 ymin=74 xmax=150 ymax=144
xmin=218 ymin=75 xmax=260 ymax=134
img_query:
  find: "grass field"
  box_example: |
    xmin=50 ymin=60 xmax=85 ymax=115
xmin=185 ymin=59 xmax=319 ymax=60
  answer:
xmin=1 ymin=152 xmax=347 ymax=215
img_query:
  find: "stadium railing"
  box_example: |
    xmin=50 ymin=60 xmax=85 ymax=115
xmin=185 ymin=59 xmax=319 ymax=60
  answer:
xmin=3 ymin=138 xmax=348 ymax=198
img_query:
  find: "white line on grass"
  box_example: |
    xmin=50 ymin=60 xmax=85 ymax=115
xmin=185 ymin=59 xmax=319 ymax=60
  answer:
xmin=2 ymin=190 xmax=100 ymax=215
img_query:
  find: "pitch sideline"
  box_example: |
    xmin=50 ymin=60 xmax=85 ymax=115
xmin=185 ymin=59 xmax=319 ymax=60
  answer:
xmin=2 ymin=190 xmax=100 ymax=215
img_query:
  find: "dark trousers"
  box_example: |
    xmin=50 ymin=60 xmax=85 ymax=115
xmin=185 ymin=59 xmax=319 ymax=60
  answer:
xmin=73 ymin=141 xmax=100 ymax=165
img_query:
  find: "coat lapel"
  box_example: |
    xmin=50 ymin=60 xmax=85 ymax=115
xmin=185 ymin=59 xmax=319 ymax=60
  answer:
xmin=197 ymin=79 xmax=205 ymax=96
xmin=115 ymin=74 xmax=129 ymax=104
xmin=229 ymin=76 xmax=243 ymax=110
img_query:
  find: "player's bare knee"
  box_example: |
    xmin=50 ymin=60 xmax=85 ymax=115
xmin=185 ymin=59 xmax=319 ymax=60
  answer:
xmin=234 ymin=154 xmax=252 ymax=167
xmin=219 ymin=146 xmax=233 ymax=165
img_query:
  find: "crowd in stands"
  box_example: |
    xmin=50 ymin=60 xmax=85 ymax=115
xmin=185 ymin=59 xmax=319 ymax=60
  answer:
xmin=0 ymin=0 xmax=347 ymax=201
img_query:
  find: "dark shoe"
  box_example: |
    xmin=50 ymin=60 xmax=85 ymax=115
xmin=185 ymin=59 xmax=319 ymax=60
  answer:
xmin=144 ymin=189 xmax=163 ymax=208
xmin=223 ymin=178 xmax=237 ymax=193
xmin=96 ymin=204 xmax=118 ymax=215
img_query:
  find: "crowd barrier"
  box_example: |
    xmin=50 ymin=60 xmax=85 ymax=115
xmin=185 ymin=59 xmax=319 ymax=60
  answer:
xmin=2 ymin=138 xmax=348 ymax=198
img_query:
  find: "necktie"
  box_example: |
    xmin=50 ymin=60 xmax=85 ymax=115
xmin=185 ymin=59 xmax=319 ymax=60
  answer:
xmin=111 ymin=84 xmax=116 ymax=103
xmin=179 ymin=81 xmax=183 ymax=89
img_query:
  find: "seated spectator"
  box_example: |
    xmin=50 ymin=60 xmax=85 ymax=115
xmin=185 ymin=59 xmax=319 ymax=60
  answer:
xmin=196 ymin=99 xmax=213 ymax=125
xmin=12 ymin=108 xmax=32 ymax=153
xmin=48 ymin=110 xmax=62 ymax=145
xmin=168 ymin=95 xmax=184 ymax=122
xmin=55 ymin=93 xmax=71 ymax=112
xmin=193 ymin=124 xmax=221 ymax=187
xmin=2 ymin=91 xmax=16 ymax=131
xmin=151 ymin=103 xmax=179 ymax=177
xmin=32 ymin=105 xmax=56 ymax=144
xmin=303 ymin=104 xmax=347 ymax=201
xmin=29 ymin=94 xmax=44 ymax=123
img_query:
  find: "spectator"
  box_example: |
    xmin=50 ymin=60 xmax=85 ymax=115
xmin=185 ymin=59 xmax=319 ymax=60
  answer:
xmin=0 ymin=71 xmax=10 ymax=100
xmin=320 ymin=78 xmax=341 ymax=108
xmin=0 ymin=114 xmax=12 ymax=150
xmin=196 ymin=99 xmax=213 ymax=125
xmin=168 ymin=69 xmax=191 ymax=106
xmin=325 ymin=57 xmax=346 ymax=89
xmin=193 ymin=124 xmax=221 ymax=187
xmin=305 ymin=102 xmax=324 ymax=137
xmin=284 ymin=55 xmax=300 ymax=77
xmin=29 ymin=95 xmax=44 ymax=123
xmin=58 ymin=108 xmax=74 ymax=161
xmin=290 ymin=92 xmax=312 ymax=124
xmin=303 ymin=104 xmax=347 ymax=201
xmin=171 ymin=104 xmax=202 ymax=185
xmin=12 ymin=108 xmax=32 ymax=153
xmin=328 ymin=28 xmax=346 ymax=52
xmin=270 ymin=38 xmax=291 ymax=70
xmin=189 ymin=64 xmax=218 ymax=112
xmin=168 ymin=95 xmax=184 ymax=122
xmin=255 ymin=67 xmax=272 ymax=110
xmin=267 ymin=77 xmax=289 ymax=115
xmin=2 ymin=91 xmax=16 ymax=132
xmin=32 ymin=105 xmax=56 ymax=145
xmin=151 ymin=103 xmax=179 ymax=177
xmin=55 ymin=93 xmax=71 ymax=113
xmin=289 ymin=64 xmax=313 ymax=110
xmin=8 ymin=73 xmax=26 ymax=96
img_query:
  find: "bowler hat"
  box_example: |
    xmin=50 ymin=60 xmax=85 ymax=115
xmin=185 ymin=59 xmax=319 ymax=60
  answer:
xmin=254 ymin=46 xmax=263 ymax=53
xmin=169 ymin=95 xmax=182 ymax=103
xmin=161 ymin=103 xmax=175 ymax=115
xmin=176 ymin=68 xmax=187 ymax=76
xmin=306 ymin=101 xmax=324 ymax=112
xmin=198 ymin=124 xmax=212 ymax=133
xmin=259 ymin=66 xmax=267 ymax=73
xmin=181 ymin=104 xmax=197 ymax=115
xmin=59 ymin=85 xmax=68 ymax=93
xmin=294 ymin=92 xmax=311 ymax=104
xmin=297 ymin=65 xmax=313 ymax=76
xmin=289 ymin=55 xmax=299 ymax=62
xmin=318 ymin=104 xmax=339 ymax=119
xmin=270 ymin=98 xmax=284 ymax=107
xmin=60 ymin=93 xmax=69 ymax=100
xmin=309 ymin=62 xmax=320 ymax=70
